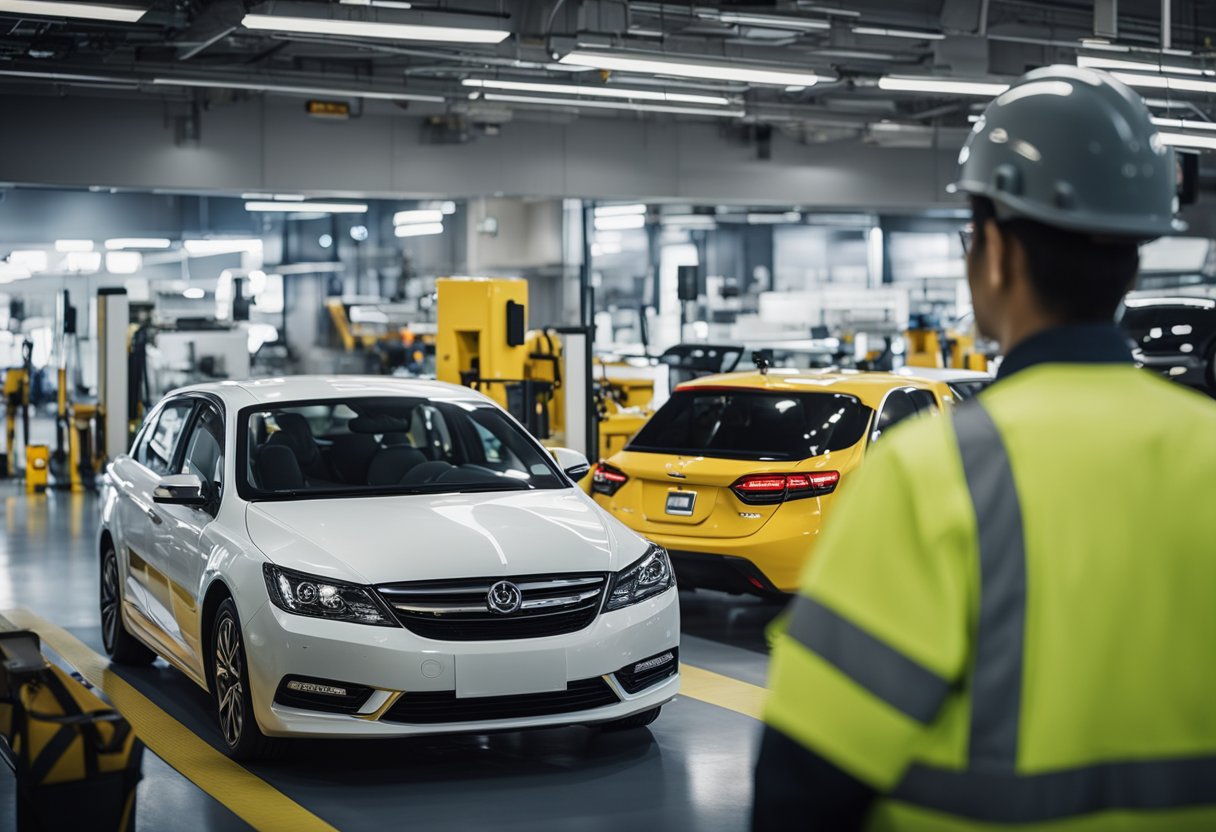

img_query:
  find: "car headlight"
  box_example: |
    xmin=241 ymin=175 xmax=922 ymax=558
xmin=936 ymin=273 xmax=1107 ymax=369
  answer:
xmin=262 ymin=564 xmax=399 ymax=627
xmin=605 ymin=545 xmax=675 ymax=611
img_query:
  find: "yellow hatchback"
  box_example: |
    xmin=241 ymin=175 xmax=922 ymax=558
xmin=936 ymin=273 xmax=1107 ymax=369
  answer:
xmin=591 ymin=369 xmax=950 ymax=595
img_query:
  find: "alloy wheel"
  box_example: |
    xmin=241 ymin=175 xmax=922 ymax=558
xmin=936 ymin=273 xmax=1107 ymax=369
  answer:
xmin=101 ymin=553 xmax=119 ymax=652
xmin=214 ymin=615 xmax=245 ymax=748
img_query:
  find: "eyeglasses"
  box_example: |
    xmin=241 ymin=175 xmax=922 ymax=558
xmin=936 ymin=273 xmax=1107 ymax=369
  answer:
xmin=959 ymin=224 xmax=975 ymax=257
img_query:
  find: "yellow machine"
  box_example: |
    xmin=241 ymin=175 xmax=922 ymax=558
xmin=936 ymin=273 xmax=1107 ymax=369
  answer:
xmin=904 ymin=326 xmax=945 ymax=368
xmin=3 ymin=340 xmax=33 ymax=480
xmin=326 ymin=298 xmax=382 ymax=352
xmin=591 ymin=369 xmax=949 ymax=595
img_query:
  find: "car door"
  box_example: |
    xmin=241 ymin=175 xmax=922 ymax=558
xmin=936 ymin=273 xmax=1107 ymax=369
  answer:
xmin=146 ymin=398 xmax=224 ymax=671
xmin=114 ymin=398 xmax=195 ymax=632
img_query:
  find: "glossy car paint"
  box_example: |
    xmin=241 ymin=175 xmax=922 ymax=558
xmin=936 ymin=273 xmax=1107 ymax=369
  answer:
xmin=100 ymin=376 xmax=679 ymax=738
xmin=592 ymin=370 xmax=951 ymax=593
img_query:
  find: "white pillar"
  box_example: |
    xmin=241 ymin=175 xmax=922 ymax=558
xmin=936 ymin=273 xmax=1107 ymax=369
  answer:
xmin=98 ymin=288 xmax=129 ymax=461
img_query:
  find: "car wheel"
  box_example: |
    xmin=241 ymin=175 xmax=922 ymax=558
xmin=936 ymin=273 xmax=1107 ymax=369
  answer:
xmin=100 ymin=543 xmax=156 ymax=665
xmin=211 ymin=599 xmax=277 ymax=760
xmin=598 ymin=706 xmax=662 ymax=732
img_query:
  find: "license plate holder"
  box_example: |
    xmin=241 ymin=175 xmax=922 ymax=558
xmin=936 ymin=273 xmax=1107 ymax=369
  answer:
xmin=455 ymin=650 xmax=567 ymax=698
xmin=665 ymin=490 xmax=697 ymax=516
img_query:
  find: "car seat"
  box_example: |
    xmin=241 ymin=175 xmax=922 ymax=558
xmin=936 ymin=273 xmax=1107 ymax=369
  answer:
xmin=266 ymin=413 xmax=330 ymax=480
xmin=255 ymin=445 xmax=306 ymax=491
xmin=366 ymin=447 xmax=427 ymax=486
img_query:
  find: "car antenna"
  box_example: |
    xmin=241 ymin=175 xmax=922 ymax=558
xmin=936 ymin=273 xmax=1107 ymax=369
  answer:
xmin=752 ymin=349 xmax=773 ymax=376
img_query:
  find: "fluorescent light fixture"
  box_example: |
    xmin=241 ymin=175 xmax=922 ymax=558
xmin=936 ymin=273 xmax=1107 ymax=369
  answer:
xmin=105 ymin=238 xmax=171 ymax=250
xmin=105 ymin=251 xmax=142 ymax=274
xmin=151 ymin=76 xmax=444 ymax=103
xmin=481 ymin=92 xmax=745 ymax=119
xmin=595 ymin=203 xmax=647 ymax=217
xmin=1155 ymin=131 xmax=1216 ymax=150
xmin=394 ymin=209 xmax=444 ymax=225
xmin=183 ymin=287 xmax=206 ymax=300
xmin=340 ymin=0 xmax=412 ymax=8
xmin=967 ymin=113 xmax=982 ymax=123
xmin=0 ymin=262 xmax=29 ymax=282
xmin=796 ymin=2 xmax=860 ymax=17
xmin=660 ymin=214 xmax=717 ymax=228
xmin=0 ymin=1 xmax=147 ymax=23
xmin=1152 ymin=117 xmax=1216 ymax=132
xmin=8 ymin=250 xmax=48 ymax=272
xmin=1110 ymin=71 xmax=1216 ymax=94
xmin=439 ymin=200 xmax=457 ymax=214
xmin=595 ymin=214 xmax=646 ymax=231
xmin=559 ymin=50 xmax=820 ymax=88
xmin=245 ymin=201 xmax=368 ymax=213
xmin=462 ymin=78 xmax=730 ymax=106
xmin=65 ymin=252 xmax=102 ymax=273
xmin=710 ymin=11 xmax=830 ymax=31
xmin=395 ymin=222 xmax=444 ymax=237
xmin=878 ymin=75 xmax=1009 ymax=96
xmin=55 ymin=239 xmax=94 ymax=253
xmin=1077 ymin=55 xmax=1208 ymax=76
xmin=241 ymin=1 xmax=509 ymax=44
xmin=747 ymin=211 xmax=803 ymax=224
xmin=272 ymin=193 xmax=306 ymax=201
xmin=852 ymin=26 xmax=945 ymax=40
xmin=184 ymin=239 xmax=264 ymax=256
xmin=1078 ymin=38 xmax=1131 ymax=53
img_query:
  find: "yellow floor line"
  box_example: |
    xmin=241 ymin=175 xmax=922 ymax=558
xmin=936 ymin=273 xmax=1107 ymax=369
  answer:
xmin=679 ymin=663 xmax=767 ymax=721
xmin=3 ymin=608 xmax=337 ymax=832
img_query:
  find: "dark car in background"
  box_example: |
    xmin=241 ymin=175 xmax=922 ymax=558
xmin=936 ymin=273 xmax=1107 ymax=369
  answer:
xmin=1118 ymin=296 xmax=1216 ymax=395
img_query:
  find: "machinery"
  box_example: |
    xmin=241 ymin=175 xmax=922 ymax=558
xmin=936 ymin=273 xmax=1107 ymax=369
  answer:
xmin=904 ymin=312 xmax=947 ymax=369
xmin=2 ymin=339 xmax=32 ymax=482
xmin=327 ymin=297 xmax=435 ymax=375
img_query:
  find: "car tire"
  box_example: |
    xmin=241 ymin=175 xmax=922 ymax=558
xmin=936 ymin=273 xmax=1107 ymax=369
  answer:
xmin=100 ymin=543 xmax=156 ymax=665
xmin=598 ymin=706 xmax=662 ymax=732
xmin=210 ymin=598 xmax=277 ymax=760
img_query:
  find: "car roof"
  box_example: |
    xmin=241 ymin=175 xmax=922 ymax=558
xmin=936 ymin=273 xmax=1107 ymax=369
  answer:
xmin=167 ymin=375 xmax=491 ymax=407
xmin=891 ymin=366 xmax=993 ymax=382
xmin=675 ymin=369 xmax=938 ymax=408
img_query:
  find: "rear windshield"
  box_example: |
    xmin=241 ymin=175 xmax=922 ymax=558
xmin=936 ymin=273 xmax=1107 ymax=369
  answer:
xmin=626 ymin=390 xmax=871 ymax=461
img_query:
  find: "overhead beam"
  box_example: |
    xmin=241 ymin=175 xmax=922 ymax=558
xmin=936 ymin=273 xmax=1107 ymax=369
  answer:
xmin=1095 ymin=0 xmax=1118 ymax=39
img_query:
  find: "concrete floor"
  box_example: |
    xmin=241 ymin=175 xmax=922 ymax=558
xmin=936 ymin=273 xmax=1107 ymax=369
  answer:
xmin=0 ymin=483 xmax=782 ymax=832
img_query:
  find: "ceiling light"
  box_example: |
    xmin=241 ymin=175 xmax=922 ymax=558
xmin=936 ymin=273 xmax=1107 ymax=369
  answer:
xmin=394 ymin=209 xmax=444 ymax=225
xmin=706 ymin=11 xmax=830 ymax=31
xmin=480 ymin=92 xmax=745 ymax=119
xmin=796 ymin=2 xmax=860 ymax=17
xmin=55 ymin=239 xmax=93 ymax=252
xmin=1077 ymin=55 xmax=1208 ymax=76
xmin=65 ymin=252 xmax=102 ymax=274
xmin=1155 ymin=132 xmax=1216 ymax=150
xmin=245 ymin=201 xmax=368 ymax=213
xmin=1110 ymin=71 xmax=1216 ymax=94
xmin=878 ymin=75 xmax=1009 ymax=96
xmin=559 ymin=50 xmax=820 ymax=88
xmin=183 ymin=288 xmax=206 ymax=300
xmin=242 ymin=1 xmax=509 ymax=44
xmin=105 ymin=251 xmax=142 ymax=274
xmin=462 ymin=78 xmax=730 ymax=106
xmin=595 ymin=214 xmax=646 ymax=231
xmin=852 ymin=26 xmax=945 ymax=40
xmin=0 ymin=1 xmax=147 ymax=23
xmin=105 ymin=238 xmax=171 ymax=250
xmin=595 ymin=204 xmax=647 ymax=218
xmin=1078 ymin=38 xmax=1131 ymax=53
xmin=271 ymin=193 xmax=306 ymax=201
xmin=184 ymin=239 xmax=264 ymax=256
xmin=395 ymin=222 xmax=444 ymax=237
xmin=747 ymin=211 xmax=803 ymax=224
xmin=1152 ymin=117 xmax=1216 ymax=132
xmin=340 ymin=0 xmax=412 ymax=8
xmin=152 ymin=76 xmax=444 ymax=103
xmin=660 ymin=215 xmax=717 ymax=228
xmin=8 ymin=250 xmax=48 ymax=272
xmin=439 ymin=200 xmax=457 ymax=214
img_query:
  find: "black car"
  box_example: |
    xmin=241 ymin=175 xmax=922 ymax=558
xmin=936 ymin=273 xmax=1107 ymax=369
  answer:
xmin=1118 ymin=297 xmax=1216 ymax=394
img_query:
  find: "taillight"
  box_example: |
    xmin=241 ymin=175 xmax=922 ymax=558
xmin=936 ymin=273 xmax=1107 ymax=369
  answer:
xmin=592 ymin=462 xmax=629 ymax=496
xmin=730 ymin=471 xmax=839 ymax=505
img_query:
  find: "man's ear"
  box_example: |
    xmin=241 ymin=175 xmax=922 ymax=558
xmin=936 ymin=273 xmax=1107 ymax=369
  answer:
xmin=982 ymin=218 xmax=1011 ymax=294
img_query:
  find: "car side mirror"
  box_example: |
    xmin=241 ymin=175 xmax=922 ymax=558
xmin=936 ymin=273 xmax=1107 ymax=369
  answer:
xmin=550 ymin=447 xmax=591 ymax=481
xmin=153 ymin=474 xmax=210 ymax=507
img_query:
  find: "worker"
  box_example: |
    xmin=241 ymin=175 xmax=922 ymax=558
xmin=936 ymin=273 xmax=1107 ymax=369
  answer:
xmin=753 ymin=66 xmax=1216 ymax=830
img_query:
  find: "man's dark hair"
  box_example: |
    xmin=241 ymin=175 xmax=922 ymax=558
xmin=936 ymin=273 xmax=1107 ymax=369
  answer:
xmin=970 ymin=196 xmax=1140 ymax=322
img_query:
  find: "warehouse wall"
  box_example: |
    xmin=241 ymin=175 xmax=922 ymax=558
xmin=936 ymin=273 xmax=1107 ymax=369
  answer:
xmin=0 ymin=93 xmax=963 ymax=208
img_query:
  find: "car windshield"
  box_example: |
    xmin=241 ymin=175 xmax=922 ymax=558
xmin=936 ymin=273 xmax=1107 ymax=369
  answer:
xmin=626 ymin=390 xmax=871 ymax=461
xmin=239 ymin=396 xmax=565 ymax=500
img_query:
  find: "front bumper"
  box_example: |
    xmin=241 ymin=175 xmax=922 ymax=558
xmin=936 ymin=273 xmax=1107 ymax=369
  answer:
xmin=242 ymin=586 xmax=680 ymax=738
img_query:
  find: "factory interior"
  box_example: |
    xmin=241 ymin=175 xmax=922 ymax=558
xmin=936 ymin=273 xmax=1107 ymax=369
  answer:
xmin=2 ymin=0 xmax=1216 ymax=830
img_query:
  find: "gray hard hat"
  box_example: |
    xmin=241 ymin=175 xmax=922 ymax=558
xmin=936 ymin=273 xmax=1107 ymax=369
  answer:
xmin=950 ymin=65 xmax=1183 ymax=239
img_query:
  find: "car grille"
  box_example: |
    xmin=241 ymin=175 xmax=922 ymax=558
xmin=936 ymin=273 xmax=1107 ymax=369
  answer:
xmin=380 ymin=678 xmax=619 ymax=725
xmin=376 ymin=573 xmax=609 ymax=641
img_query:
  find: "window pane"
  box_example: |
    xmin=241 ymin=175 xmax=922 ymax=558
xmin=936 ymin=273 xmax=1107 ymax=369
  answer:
xmin=872 ymin=392 xmax=917 ymax=442
xmin=145 ymin=402 xmax=194 ymax=475
xmin=182 ymin=405 xmax=224 ymax=495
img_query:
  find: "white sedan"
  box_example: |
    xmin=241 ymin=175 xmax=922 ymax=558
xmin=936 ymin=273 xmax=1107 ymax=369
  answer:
xmin=99 ymin=376 xmax=679 ymax=759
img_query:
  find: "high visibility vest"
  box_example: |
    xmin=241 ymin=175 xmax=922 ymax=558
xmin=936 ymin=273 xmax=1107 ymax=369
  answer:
xmin=764 ymin=364 xmax=1216 ymax=830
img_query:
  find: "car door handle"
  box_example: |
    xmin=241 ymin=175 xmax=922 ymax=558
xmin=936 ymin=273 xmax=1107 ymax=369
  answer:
xmin=146 ymin=507 xmax=163 ymax=525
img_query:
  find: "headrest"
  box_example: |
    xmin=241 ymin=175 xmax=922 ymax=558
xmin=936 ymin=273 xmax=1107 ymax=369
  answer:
xmin=349 ymin=414 xmax=410 ymax=434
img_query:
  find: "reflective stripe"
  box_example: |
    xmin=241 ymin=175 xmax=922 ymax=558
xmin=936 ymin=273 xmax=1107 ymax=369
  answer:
xmin=953 ymin=401 xmax=1026 ymax=767
xmin=893 ymin=756 xmax=1216 ymax=823
xmin=786 ymin=595 xmax=950 ymax=724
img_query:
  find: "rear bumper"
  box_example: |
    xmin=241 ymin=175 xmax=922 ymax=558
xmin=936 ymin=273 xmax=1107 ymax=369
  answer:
xmin=668 ymin=550 xmax=785 ymax=596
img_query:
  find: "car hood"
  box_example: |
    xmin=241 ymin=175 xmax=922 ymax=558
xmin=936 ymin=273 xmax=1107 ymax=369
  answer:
xmin=245 ymin=488 xmax=646 ymax=585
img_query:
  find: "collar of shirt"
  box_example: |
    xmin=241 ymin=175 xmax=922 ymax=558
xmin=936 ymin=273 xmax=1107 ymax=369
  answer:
xmin=995 ymin=323 xmax=1133 ymax=382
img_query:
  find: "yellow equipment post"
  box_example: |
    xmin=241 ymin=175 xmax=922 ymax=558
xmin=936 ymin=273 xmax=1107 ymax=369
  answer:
xmin=436 ymin=278 xmax=530 ymax=413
